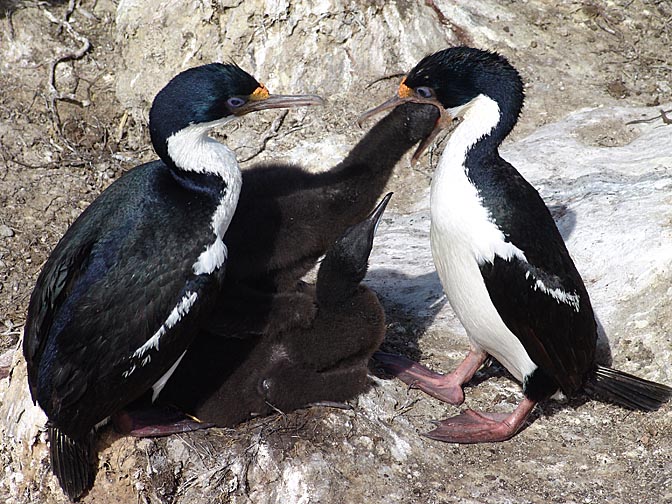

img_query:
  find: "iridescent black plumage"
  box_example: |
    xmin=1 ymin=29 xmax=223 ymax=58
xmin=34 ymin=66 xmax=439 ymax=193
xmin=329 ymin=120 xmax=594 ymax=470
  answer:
xmin=23 ymin=62 xmax=321 ymax=499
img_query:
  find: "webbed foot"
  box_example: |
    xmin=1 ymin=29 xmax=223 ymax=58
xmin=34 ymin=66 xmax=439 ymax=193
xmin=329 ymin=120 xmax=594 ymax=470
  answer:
xmin=423 ymin=397 xmax=536 ymax=444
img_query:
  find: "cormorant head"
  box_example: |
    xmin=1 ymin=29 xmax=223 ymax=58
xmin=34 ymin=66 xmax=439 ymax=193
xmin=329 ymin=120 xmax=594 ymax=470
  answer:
xmin=316 ymin=193 xmax=392 ymax=307
xmin=359 ymin=47 xmax=524 ymax=162
xmin=149 ymin=63 xmax=323 ymax=168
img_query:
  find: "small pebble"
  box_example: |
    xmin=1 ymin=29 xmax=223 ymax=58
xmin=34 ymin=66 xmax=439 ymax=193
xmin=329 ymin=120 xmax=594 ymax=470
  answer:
xmin=0 ymin=225 xmax=14 ymax=238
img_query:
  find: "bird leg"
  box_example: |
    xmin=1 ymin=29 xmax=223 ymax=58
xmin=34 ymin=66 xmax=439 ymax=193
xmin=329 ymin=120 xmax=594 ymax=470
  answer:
xmin=424 ymin=396 xmax=536 ymax=443
xmin=111 ymin=406 xmax=214 ymax=438
xmin=373 ymin=349 xmax=487 ymax=405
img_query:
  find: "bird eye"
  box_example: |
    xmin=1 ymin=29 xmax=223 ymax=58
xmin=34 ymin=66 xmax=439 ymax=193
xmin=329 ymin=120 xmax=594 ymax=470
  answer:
xmin=416 ymin=86 xmax=433 ymax=98
xmin=226 ymin=97 xmax=246 ymax=108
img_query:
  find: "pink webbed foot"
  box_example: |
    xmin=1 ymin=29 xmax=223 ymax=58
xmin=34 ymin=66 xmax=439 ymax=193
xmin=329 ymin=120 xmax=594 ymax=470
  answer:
xmin=112 ymin=407 xmax=214 ymax=438
xmin=374 ymin=351 xmax=465 ymax=404
xmin=423 ymin=397 xmax=537 ymax=444
xmin=373 ymin=349 xmax=488 ymax=406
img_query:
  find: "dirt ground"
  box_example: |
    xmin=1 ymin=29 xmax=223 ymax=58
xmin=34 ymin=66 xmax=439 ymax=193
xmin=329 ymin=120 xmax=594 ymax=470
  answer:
xmin=1 ymin=1 xmax=672 ymax=503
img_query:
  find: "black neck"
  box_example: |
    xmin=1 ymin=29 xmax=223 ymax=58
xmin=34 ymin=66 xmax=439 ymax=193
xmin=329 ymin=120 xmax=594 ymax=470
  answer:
xmin=167 ymin=167 xmax=227 ymax=197
xmin=316 ymin=250 xmax=365 ymax=308
xmin=464 ymin=93 xmax=521 ymax=166
xmin=316 ymin=267 xmax=360 ymax=308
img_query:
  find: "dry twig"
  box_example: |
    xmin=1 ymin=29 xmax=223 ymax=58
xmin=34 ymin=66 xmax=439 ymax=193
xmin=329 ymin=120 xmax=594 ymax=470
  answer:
xmin=365 ymin=72 xmax=406 ymax=90
xmin=625 ymin=108 xmax=672 ymax=125
xmin=43 ymin=0 xmax=92 ymax=134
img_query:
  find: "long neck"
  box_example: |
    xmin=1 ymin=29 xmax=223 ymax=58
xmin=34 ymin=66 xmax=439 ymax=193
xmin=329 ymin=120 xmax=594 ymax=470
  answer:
xmin=445 ymin=94 xmax=504 ymax=170
xmin=316 ymin=260 xmax=360 ymax=309
xmin=316 ymin=236 xmax=370 ymax=309
xmin=430 ymin=93 xmax=527 ymax=265
xmin=165 ymin=121 xmax=243 ymax=239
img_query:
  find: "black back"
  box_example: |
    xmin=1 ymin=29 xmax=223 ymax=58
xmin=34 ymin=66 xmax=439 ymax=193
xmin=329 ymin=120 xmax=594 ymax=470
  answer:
xmin=23 ymin=162 xmax=225 ymax=437
xmin=473 ymin=152 xmax=597 ymax=397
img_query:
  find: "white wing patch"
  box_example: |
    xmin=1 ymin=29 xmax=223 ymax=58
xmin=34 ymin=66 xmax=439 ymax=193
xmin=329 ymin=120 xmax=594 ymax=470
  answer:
xmin=151 ymin=350 xmax=187 ymax=402
xmin=123 ymin=291 xmax=198 ymax=378
xmin=193 ymin=237 xmax=228 ymax=275
xmin=525 ymin=271 xmax=580 ymax=312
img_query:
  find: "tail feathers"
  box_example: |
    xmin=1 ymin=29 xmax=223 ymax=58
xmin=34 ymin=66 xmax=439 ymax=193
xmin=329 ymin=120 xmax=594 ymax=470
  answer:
xmin=586 ymin=365 xmax=672 ymax=411
xmin=49 ymin=426 xmax=96 ymax=501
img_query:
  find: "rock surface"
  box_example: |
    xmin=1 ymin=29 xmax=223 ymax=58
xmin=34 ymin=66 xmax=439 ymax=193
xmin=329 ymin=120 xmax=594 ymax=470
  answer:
xmin=1 ymin=0 xmax=671 ymax=503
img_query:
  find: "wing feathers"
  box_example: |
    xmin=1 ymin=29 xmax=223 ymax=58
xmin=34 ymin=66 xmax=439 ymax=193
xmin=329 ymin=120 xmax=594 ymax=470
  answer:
xmin=480 ymin=256 xmax=596 ymax=394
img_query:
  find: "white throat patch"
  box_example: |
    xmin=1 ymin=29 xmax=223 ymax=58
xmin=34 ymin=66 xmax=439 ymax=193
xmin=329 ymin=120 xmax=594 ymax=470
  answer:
xmin=166 ymin=117 xmax=243 ymax=275
xmin=166 ymin=116 xmax=238 ymax=177
xmin=431 ymin=94 xmax=524 ymax=265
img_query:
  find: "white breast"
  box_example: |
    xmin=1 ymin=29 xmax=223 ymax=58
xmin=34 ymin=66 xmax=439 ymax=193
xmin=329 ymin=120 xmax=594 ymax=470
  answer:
xmin=430 ymin=95 xmax=537 ymax=383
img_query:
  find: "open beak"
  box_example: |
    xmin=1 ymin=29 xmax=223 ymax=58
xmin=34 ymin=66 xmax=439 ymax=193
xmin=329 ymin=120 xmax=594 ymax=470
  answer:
xmin=408 ymin=107 xmax=453 ymax=165
xmin=357 ymin=85 xmax=453 ymax=165
xmin=234 ymin=84 xmax=324 ymax=116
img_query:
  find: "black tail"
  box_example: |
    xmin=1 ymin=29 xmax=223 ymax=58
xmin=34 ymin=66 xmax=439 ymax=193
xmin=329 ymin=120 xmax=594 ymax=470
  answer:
xmin=586 ymin=365 xmax=672 ymax=411
xmin=49 ymin=426 xmax=96 ymax=501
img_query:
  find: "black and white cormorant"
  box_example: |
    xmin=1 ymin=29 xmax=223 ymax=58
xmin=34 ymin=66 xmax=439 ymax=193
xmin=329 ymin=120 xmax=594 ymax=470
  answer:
xmin=360 ymin=47 xmax=672 ymax=443
xmin=143 ymin=194 xmax=392 ymax=429
xmin=22 ymin=62 xmax=322 ymax=499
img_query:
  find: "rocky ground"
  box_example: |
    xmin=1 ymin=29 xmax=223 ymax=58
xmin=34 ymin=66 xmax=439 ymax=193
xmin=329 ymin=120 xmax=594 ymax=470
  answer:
xmin=1 ymin=0 xmax=671 ymax=503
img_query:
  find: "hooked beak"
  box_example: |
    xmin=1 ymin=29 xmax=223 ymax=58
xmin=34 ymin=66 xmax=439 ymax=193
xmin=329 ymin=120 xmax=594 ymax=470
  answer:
xmin=234 ymin=85 xmax=324 ymax=116
xmin=357 ymin=90 xmax=453 ymax=165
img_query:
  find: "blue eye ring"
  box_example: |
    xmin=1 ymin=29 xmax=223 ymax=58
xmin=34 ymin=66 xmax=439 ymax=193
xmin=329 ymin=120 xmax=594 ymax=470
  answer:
xmin=416 ymin=86 xmax=433 ymax=98
xmin=226 ymin=96 xmax=246 ymax=108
